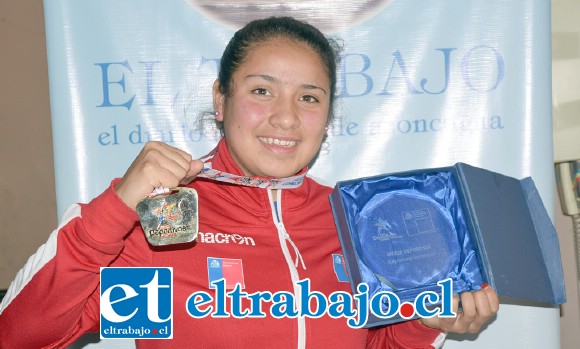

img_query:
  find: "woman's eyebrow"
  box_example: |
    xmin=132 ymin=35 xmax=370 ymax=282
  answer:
xmin=246 ymin=74 xmax=327 ymax=95
xmin=245 ymin=74 xmax=277 ymax=82
xmin=302 ymin=84 xmax=327 ymax=95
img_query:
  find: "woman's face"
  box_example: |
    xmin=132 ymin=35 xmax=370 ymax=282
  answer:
xmin=214 ymin=37 xmax=331 ymax=178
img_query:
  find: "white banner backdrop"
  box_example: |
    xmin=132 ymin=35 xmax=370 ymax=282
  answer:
xmin=43 ymin=0 xmax=559 ymax=348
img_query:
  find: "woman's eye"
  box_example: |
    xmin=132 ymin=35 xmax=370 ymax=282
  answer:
xmin=301 ymin=95 xmax=319 ymax=103
xmin=252 ymin=88 xmax=270 ymax=96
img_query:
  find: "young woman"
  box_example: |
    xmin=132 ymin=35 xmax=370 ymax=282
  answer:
xmin=0 ymin=17 xmax=498 ymax=348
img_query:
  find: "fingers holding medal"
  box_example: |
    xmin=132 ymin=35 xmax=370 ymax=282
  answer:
xmin=114 ymin=141 xmax=203 ymax=210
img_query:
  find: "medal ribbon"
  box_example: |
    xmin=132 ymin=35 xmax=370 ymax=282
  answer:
xmin=150 ymin=166 xmax=306 ymax=197
xmin=197 ymin=167 xmax=305 ymax=189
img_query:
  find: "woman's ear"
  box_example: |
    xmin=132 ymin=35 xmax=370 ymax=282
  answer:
xmin=212 ymin=79 xmax=225 ymax=121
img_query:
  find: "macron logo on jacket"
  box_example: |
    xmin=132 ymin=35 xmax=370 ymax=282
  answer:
xmin=197 ymin=231 xmax=256 ymax=246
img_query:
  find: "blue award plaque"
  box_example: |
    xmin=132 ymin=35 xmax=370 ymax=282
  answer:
xmin=332 ymin=170 xmax=483 ymax=299
xmin=356 ymin=190 xmax=459 ymax=290
xmin=330 ymin=163 xmax=567 ymax=327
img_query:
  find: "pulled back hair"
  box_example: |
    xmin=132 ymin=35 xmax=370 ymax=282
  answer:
xmin=217 ymin=16 xmax=342 ymax=125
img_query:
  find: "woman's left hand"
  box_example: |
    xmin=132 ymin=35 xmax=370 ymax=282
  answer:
xmin=419 ymin=285 xmax=499 ymax=334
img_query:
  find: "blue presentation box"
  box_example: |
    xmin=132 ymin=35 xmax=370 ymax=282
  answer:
xmin=329 ymin=163 xmax=566 ymax=327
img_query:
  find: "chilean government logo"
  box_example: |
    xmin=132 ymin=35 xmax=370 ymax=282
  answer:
xmin=100 ymin=267 xmax=173 ymax=339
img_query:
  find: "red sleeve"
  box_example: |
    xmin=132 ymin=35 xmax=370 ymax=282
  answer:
xmin=366 ymin=320 xmax=444 ymax=349
xmin=0 ymin=180 xmax=142 ymax=349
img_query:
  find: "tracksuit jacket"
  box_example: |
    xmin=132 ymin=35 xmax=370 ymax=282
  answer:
xmin=0 ymin=139 xmax=444 ymax=348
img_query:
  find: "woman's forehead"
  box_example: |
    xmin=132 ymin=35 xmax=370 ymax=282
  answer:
xmin=235 ymin=52 xmax=330 ymax=93
xmin=240 ymin=37 xmax=327 ymax=74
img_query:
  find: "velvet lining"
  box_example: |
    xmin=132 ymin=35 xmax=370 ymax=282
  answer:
xmin=339 ymin=171 xmax=483 ymax=304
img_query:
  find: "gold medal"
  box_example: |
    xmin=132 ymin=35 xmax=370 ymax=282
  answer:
xmin=136 ymin=187 xmax=199 ymax=246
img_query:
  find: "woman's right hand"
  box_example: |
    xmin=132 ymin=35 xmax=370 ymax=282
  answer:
xmin=114 ymin=141 xmax=204 ymax=210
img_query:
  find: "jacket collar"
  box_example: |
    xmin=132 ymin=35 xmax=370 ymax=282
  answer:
xmin=195 ymin=138 xmax=313 ymax=216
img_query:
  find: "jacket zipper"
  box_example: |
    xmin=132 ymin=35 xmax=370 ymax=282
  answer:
xmin=268 ymin=189 xmax=306 ymax=349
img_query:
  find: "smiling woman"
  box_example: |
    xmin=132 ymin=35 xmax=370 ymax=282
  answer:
xmin=0 ymin=16 xmax=498 ymax=349
xmin=213 ymin=37 xmax=331 ymax=179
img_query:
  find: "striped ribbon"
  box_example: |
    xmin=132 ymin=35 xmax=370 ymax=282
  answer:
xmin=150 ymin=166 xmax=305 ymax=197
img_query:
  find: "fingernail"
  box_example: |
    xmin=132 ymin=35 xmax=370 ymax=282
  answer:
xmin=481 ymin=283 xmax=489 ymax=289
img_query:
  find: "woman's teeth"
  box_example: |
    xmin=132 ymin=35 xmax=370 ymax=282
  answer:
xmin=259 ymin=137 xmax=297 ymax=148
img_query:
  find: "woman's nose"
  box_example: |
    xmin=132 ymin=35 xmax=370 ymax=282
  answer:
xmin=269 ymin=97 xmax=300 ymax=130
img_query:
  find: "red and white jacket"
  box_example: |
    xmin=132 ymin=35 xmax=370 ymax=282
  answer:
xmin=0 ymin=139 xmax=444 ymax=349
